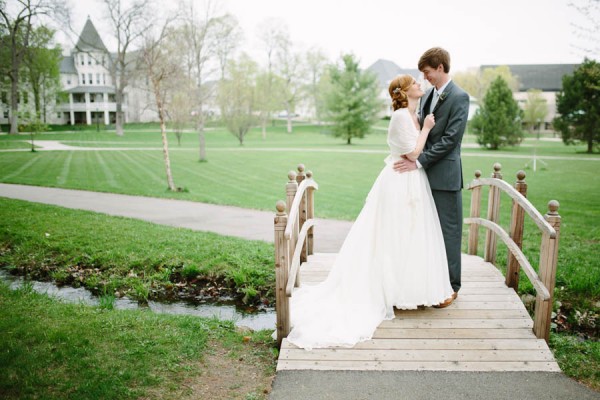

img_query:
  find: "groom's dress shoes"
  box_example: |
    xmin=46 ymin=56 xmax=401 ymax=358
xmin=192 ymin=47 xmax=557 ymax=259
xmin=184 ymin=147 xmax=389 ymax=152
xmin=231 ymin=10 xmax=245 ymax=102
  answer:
xmin=434 ymin=292 xmax=458 ymax=309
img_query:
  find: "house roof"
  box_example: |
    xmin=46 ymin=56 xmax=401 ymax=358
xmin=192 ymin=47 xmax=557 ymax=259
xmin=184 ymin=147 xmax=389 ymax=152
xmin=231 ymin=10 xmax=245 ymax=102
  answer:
xmin=65 ymin=86 xmax=115 ymax=94
xmin=60 ymin=56 xmax=77 ymax=74
xmin=367 ymin=59 xmax=420 ymax=88
xmin=75 ymin=17 xmax=108 ymax=53
xmin=480 ymin=64 xmax=579 ymax=92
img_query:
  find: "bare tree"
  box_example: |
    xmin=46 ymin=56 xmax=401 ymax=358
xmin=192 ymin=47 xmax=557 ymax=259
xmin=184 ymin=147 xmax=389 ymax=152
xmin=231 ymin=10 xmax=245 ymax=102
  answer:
xmin=569 ymin=0 xmax=600 ymax=59
xmin=275 ymin=36 xmax=305 ymax=134
xmin=139 ymin=19 xmax=181 ymax=191
xmin=212 ymin=13 xmax=242 ymax=80
xmin=102 ymin=0 xmax=154 ymax=136
xmin=257 ymin=18 xmax=288 ymax=138
xmin=180 ymin=0 xmax=221 ymax=162
xmin=0 ymin=0 xmax=69 ymax=134
xmin=305 ymin=47 xmax=328 ymax=123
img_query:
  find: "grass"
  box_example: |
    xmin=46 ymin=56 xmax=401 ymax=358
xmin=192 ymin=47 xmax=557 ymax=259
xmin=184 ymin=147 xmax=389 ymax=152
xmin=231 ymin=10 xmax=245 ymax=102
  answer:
xmin=0 ymin=122 xmax=599 ymax=390
xmin=0 ymin=283 xmax=276 ymax=399
xmin=0 ymin=198 xmax=274 ymax=304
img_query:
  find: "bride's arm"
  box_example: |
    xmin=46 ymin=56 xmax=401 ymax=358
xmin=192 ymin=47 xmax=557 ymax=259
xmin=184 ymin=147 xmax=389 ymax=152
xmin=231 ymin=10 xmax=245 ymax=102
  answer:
xmin=403 ymin=114 xmax=434 ymax=161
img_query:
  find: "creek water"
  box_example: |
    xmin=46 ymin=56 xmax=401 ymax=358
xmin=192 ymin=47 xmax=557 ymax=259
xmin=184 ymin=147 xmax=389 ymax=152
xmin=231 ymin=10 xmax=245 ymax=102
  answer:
xmin=0 ymin=270 xmax=276 ymax=331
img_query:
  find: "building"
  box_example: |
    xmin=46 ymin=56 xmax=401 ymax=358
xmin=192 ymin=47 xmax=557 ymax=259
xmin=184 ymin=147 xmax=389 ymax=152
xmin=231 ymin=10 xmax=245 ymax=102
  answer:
xmin=479 ymin=64 xmax=579 ymax=127
xmin=0 ymin=17 xmax=156 ymax=127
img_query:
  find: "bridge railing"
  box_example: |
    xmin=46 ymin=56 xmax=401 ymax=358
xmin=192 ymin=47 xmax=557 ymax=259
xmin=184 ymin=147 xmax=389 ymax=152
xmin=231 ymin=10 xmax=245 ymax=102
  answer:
xmin=465 ymin=163 xmax=561 ymax=342
xmin=273 ymin=164 xmax=318 ymax=347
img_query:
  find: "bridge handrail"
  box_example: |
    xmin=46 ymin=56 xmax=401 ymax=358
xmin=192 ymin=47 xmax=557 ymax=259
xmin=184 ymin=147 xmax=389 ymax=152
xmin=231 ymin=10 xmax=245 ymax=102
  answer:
xmin=465 ymin=163 xmax=561 ymax=343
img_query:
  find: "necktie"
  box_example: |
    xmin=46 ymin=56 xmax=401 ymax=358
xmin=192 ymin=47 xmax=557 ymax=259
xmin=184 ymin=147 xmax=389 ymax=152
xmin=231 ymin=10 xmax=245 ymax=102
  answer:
xmin=429 ymin=90 xmax=439 ymax=113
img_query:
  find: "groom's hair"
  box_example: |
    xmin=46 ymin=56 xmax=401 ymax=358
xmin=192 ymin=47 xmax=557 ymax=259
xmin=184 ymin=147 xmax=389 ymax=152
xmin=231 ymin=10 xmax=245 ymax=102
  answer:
xmin=418 ymin=47 xmax=450 ymax=73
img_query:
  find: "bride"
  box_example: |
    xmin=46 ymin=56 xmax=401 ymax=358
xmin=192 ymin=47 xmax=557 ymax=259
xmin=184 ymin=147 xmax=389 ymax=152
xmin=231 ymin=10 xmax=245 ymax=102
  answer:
xmin=287 ymin=74 xmax=455 ymax=350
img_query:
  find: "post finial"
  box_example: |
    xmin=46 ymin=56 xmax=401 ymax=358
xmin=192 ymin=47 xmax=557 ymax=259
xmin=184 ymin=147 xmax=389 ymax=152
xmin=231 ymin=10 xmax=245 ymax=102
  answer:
xmin=276 ymin=200 xmax=286 ymax=214
xmin=306 ymin=170 xmax=313 ymax=178
xmin=517 ymin=170 xmax=526 ymax=181
xmin=547 ymin=200 xmax=560 ymax=215
xmin=493 ymin=163 xmax=502 ymax=172
xmin=297 ymin=164 xmax=305 ymax=173
xmin=475 ymin=170 xmax=481 ymax=179
xmin=288 ymin=171 xmax=297 ymax=181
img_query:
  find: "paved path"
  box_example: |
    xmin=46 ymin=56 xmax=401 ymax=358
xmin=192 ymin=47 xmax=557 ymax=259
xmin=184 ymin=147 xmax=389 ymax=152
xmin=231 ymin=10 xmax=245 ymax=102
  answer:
xmin=0 ymin=183 xmax=352 ymax=252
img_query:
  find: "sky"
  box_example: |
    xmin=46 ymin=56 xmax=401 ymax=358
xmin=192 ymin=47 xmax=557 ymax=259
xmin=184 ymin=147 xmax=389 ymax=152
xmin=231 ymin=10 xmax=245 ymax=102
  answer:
xmin=59 ymin=0 xmax=593 ymax=73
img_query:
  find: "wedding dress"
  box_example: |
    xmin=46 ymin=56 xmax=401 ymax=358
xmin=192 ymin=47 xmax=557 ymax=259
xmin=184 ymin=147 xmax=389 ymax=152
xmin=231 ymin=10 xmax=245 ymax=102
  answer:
xmin=287 ymin=108 xmax=454 ymax=350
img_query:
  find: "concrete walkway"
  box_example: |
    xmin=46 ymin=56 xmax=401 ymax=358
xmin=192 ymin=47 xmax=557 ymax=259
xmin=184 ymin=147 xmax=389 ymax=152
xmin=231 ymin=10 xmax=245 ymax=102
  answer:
xmin=0 ymin=183 xmax=351 ymax=252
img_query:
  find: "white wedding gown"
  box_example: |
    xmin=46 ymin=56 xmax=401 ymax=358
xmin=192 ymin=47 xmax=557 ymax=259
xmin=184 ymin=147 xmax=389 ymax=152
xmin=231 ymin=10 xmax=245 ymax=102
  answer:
xmin=287 ymin=108 xmax=454 ymax=350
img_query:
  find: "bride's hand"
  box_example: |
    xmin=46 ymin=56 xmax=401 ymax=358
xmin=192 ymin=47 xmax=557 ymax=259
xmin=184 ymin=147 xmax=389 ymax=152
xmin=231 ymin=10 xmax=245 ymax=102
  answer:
xmin=423 ymin=114 xmax=435 ymax=130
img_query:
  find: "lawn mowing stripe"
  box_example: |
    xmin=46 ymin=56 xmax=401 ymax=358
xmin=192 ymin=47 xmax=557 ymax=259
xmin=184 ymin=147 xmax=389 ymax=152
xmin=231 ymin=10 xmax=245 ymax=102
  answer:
xmin=56 ymin=151 xmax=74 ymax=186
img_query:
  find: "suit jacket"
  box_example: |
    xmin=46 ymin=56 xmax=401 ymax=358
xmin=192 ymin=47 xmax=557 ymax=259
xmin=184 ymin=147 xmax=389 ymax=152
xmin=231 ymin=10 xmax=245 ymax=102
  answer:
xmin=417 ymin=80 xmax=469 ymax=191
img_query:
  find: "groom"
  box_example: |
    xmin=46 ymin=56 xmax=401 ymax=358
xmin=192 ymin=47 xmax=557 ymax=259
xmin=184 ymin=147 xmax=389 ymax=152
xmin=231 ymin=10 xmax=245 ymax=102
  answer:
xmin=394 ymin=47 xmax=469 ymax=307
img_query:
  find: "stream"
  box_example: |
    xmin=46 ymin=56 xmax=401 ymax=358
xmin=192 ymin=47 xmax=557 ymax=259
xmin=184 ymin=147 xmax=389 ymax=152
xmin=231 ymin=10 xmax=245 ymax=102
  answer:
xmin=0 ymin=269 xmax=276 ymax=331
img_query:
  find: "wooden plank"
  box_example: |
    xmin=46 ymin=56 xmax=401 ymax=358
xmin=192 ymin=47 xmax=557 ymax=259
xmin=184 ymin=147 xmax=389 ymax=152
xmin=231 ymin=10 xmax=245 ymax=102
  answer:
xmin=393 ymin=309 xmax=530 ymax=319
xmin=453 ymin=294 xmax=522 ymax=302
xmin=372 ymin=328 xmax=536 ymax=339
xmin=280 ymin=349 xmax=555 ymax=362
xmin=441 ymin=302 xmax=526 ymax=310
xmin=458 ymin=287 xmax=515 ymax=295
xmin=277 ymin=360 xmax=561 ymax=372
xmin=282 ymin=338 xmax=549 ymax=351
xmin=460 ymin=281 xmax=510 ymax=288
xmin=379 ymin=319 xmax=532 ymax=329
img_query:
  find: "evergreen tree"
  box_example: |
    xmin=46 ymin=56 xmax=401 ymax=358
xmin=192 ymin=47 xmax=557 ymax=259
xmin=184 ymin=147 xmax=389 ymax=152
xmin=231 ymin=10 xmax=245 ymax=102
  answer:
xmin=323 ymin=54 xmax=383 ymax=145
xmin=471 ymin=76 xmax=523 ymax=150
xmin=554 ymin=58 xmax=600 ymax=153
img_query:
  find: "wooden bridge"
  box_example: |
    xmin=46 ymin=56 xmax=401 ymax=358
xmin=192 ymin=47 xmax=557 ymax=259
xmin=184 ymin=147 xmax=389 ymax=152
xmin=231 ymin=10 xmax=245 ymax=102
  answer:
xmin=273 ymin=163 xmax=561 ymax=372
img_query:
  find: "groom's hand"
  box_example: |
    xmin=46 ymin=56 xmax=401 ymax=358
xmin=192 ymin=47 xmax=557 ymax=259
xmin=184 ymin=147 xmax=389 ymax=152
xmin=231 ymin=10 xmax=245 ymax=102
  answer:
xmin=394 ymin=158 xmax=417 ymax=173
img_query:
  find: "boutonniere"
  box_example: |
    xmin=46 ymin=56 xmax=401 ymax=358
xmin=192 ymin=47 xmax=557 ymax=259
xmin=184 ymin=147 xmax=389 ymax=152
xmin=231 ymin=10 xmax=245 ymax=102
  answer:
xmin=438 ymin=92 xmax=448 ymax=102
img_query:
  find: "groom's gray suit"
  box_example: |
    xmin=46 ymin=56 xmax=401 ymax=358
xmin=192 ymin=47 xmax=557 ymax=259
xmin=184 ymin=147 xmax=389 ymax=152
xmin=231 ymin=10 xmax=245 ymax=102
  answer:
xmin=418 ymin=80 xmax=469 ymax=292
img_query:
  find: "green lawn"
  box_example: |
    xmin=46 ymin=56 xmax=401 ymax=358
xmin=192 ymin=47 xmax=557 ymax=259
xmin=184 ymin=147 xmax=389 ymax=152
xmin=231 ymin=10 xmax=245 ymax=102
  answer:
xmin=1 ymin=122 xmax=599 ymax=391
xmin=0 ymin=284 xmax=275 ymax=399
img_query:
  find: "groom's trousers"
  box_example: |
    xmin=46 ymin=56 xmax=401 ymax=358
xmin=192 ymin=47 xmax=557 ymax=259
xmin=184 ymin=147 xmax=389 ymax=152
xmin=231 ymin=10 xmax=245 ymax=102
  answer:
xmin=431 ymin=189 xmax=462 ymax=293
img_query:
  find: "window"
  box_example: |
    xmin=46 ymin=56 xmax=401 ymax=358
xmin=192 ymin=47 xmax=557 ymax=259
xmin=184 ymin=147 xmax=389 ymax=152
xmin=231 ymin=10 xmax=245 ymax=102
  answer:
xmin=3 ymin=109 xmax=8 ymax=118
xmin=57 ymin=112 xmax=61 ymax=119
xmin=88 ymin=54 xmax=92 ymax=65
xmin=80 ymin=54 xmax=84 ymax=65
xmin=95 ymin=56 xmax=99 ymax=65
xmin=101 ymin=56 xmax=105 ymax=66
xmin=23 ymin=92 xmax=28 ymax=104
xmin=81 ymin=74 xmax=85 ymax=85
xmin=96 ymin=73 xmax=100 ymax=84
xmin=103 ymin=74 xmax=106 ymax=84
xmin=0 ymin=91 xmax=6 ymax=104
xmin=67 ymin=78 xmax=71 ymax=85
xmin=88 ymin=73 xmax=92 ymax=84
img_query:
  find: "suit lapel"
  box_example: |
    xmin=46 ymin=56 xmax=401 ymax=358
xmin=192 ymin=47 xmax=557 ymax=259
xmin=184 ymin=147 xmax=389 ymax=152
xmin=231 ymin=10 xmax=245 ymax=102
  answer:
xmin=420 ymin=88 xmax=434 ymax=124
xmin=432 ymin=81 xmax=455 ymax=114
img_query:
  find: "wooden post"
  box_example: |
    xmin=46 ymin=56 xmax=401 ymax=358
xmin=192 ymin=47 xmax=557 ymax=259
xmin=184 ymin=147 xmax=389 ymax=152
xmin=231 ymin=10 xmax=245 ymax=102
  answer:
xmin=468 ymin=170 xmax=482 ymax=255
xmin=286 ymin=171 xmax=298 ymax=274
xmin=484 ymin=163 xmax=502 ymax=263
xmin=306 ymin=170 xmax=315 ymax=256
xmin=534 ymin=200 xmax=561 ymax=342
xmin=506 ymin=170 xmax=528 ymax=290
xmin=274 ymin=200 xmax=290 ymax=346
xmin=296 ymin=164 xmax=308 ymax=263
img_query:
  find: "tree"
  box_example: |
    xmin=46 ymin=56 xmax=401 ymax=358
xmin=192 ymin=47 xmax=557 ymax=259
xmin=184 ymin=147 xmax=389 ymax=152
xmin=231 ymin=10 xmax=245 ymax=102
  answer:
xmin=470 ymin=76 xmax=524 ymax=150
xmin=304 ymin=47 xmax=328 ymax=123
xmin=180 ymin=0 xmax=234 ymax=162
xmin=257 ymin=18 xmax=288 ymax=138
xmin=323 ymin=54 xmax=382 ymax=145
xmin=554 ymin=58 xmax=600 ymax=153
xmin=218 ymin=54 xmax=258 ymax=145
xmin=569 ymin=0 xmax=600 ymax=59
xmin=102 ymin=0 xmax=154 ymax=136
xmin=453 ymin=66 xmax=519 ymax=101
xmin=23 ymin=25 xmax=61 ymax=123
xmin=522 ymin=89 xmax=548 ymax=136
xmin=0 ymin=0 xmax=68 ymax=134
xmin=212 ymin=13 xmax=242 ymax=80
xmin=139 ymin=20 xmax=181 ymax=192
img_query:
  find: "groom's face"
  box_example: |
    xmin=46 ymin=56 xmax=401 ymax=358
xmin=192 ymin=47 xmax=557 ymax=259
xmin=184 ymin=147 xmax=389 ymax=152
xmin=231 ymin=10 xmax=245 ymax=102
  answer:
xmin=421 ymin=64 xmax=444 ymax=88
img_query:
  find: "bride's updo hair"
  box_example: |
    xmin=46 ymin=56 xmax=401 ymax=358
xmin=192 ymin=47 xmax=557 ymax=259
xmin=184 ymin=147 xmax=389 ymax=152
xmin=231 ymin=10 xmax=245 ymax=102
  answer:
xmin=388 ymin=75 xmax=413 ymax=111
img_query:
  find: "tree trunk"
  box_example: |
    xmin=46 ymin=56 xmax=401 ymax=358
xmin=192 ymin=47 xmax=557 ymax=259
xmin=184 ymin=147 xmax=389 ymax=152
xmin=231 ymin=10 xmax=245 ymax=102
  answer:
xmin=9 ymin=72 xmax=19 ymax=134
xmin=347 ymin=137 xmax=351 ymax=145
xmin=160 ymin=110 xmax=176 ymax=191
xmin=287 ymin=114 xmax=292 ymax=134
xmin=197 ymin=104 xmax=207 ymax=162
xmin=588 ymin=137 xmax=593 ymax=154
xmin=261 ymin=116 xmax=267 ymax=140
xmin=115 ymin=87 xmax=124 ymax=136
